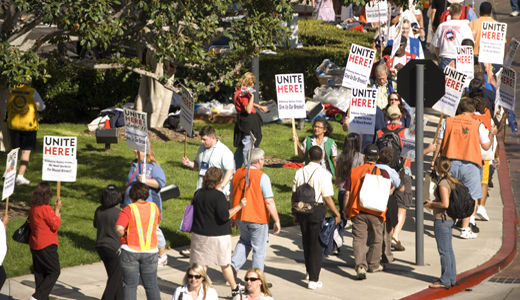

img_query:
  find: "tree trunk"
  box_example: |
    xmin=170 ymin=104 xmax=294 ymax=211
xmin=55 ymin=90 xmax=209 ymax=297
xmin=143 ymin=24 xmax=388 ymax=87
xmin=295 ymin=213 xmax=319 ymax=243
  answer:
xmin=135 ymin=50 xmax=172 ymax=128
xmin=0 ymin=84 xmax=11 ymax=152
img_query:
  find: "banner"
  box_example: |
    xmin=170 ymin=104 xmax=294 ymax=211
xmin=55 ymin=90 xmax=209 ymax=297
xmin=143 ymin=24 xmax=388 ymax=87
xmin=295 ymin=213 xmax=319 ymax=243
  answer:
xmin=504 ymin=38 xmax=519 ymax=67
xmin=348 ymin=88 xmax=378 ymax=135
xmin=432 ymin=66 xmax=469 ymax=117
xmin=478 ymin=21 xmax=507 ymax=65
xmin=456 ymin=46 xmax=474 ymax=87
xmin=275 ymin=73 xmax=306 ymax=119
xmin=2 ymin=148 xmax=18 ymax=200
xmin=124 ymin=108 xmax=148 ymax=152
xmin=365 ymin=1 xmax=388 ymax=23
xmin=342 ymin=44 xmax=376 ymax=88
xmin=42 ymin=136 xmax=77 ymax=182
xmin=495 ymin=67 xmax=516 ymax=111
xmin=401 ymin=129 xmax=416 ymax=160
xmin=179 ymin=87 xmax=194 ymax=135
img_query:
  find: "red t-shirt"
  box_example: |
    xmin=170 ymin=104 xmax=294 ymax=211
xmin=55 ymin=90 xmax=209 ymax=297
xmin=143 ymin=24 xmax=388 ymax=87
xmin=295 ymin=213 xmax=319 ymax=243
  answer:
xmin=234 ymin=89 xmax=256 ymax=114
xmin=29 ymin=204 xmax=61 ymax=250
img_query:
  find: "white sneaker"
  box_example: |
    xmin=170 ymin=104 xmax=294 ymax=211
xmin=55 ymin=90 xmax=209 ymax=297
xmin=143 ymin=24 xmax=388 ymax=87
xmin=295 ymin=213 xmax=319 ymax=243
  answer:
xmin=469 ymin=215 xmax=476 ymax=224
xmin=477 ymin=206 xmax=490 ymax=221
xmin=460 ymin=228 xmax=477 ymax=239
xmin=158 ymin=254 xmax=167 ymax=266
xmin=510 ymin=11 xmax=520 ymax=17
xmin=307 ymin=281 xmax=323 ymax=290
xmin=16 ymin=175 xmax=30 ymax=185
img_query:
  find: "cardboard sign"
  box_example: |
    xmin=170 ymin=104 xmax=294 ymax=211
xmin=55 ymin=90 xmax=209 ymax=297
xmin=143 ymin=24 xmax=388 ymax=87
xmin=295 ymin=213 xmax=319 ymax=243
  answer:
xmin=456 ymin=46 xmax=474 ymax=87
xmin=275 ymin=73 xmax=306 ymax=119
xmin=124 ymin=108 xmax=148 ymax=152
xmin=478 ymin=21 xmax=507 ymax=65
xmin=432 ymin=66 xmax=469 ymax=117
xmin=401 ymin=129 xmax=416 ymax=160
xmin=42 ymin=136 xmax=77 ymax=182
xmin=390 ymin=23 xmax=402 ymax=58
xmin=179 ymin=87 xmax=194 ymax=134
xmin=342 ymin=44 xmax=376 ymax=88
xmin=495 ymin=67 xmax=516 ymax=111
xmin=365 ymin=1 xmax=388 ymax=23
xmin=2 ymin=148 xmax=18 ymax=200
xmin=504 ymin=38 xmax=519 ymax=67
xmin=348 ymin=88 xmax=378 ymax=135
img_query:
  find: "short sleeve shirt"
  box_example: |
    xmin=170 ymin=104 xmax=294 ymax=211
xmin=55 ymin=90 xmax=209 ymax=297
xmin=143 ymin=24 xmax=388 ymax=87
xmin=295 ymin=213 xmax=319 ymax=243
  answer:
xmin=292 ymin=162 xmax=334 ymax=203
xmin=432 ymin=19 xmax=474 ymax=59
xmin=302 ymin=136 xmax=337 ymax=171
xmin=194 ymin=140 xmax=235 ymax=194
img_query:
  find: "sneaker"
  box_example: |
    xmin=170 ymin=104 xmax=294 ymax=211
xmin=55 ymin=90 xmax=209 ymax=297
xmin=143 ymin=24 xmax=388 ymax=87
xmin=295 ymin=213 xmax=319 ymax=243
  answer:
xmin=158 ymin=254 xmax=167 ymax=266
xmin=180 ymin=248 xmax=191 ymax=258
xmin=469 ymin=222 xmax=480 ymax=233
xmin=356 ymin=266 xmax=367 ymax=280
xmin=307 ymin=281 xmax=323 ymax=290
xmin=16 ymin=175 xmax=30 ymax=185
xmin=510 ymin=11 xmax=520 ymax=17
xmin=368 ymin=265 xmax=384 ymax=273
xmin=477 ymin=206 xmax=490 ymax=221
xmin=460 ymin=228 xmax=477 ymax=239
xmin=231 ymin=283 xmax=245 ymax=297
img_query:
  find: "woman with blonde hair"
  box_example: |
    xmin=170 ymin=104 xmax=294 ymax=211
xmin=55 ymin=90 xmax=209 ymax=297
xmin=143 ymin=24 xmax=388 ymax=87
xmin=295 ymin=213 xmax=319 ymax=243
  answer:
xmin=233 ymin=72 xmax=268 ymax=168
xmin=233 ymin=268 xmax=273 ymax=300
xmin=122 ymin=143 xmax=168 ymax=265
xmin=172 ymin=264 xmax=218 ymax=300
xmin=424 ymin=157 xmax=459 ymax=289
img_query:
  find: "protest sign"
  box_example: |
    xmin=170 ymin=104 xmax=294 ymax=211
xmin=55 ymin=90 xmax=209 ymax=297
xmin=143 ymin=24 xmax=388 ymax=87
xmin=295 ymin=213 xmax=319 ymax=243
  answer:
xmin=42 ymin=136 xmax=77 ymax=182
xmin=342 ymin=44 xmax=376 ymax=88
xmin=456 ymin=46 xmax=474 ymax=87
xmin=504 ymin=38 xmax=519 ymax=67
xmin=275 ymin=73 xmax=306 ymax=119
xmin=124 ymin=108 xmax=148 ymax=152
xmin=478 ymin=21 xmax=507 ymax=65
xmin=401 ymin=129 xmax=416 ymax=160
xmin=348 ymin=88 xmax=378 ymax=135
xmin=179 ymin=87 xmax=194 ymax=135
xmin=365 ymin=1 xmax=388 ymax=23
xmin=432 ymin=66 xmax=468 ymax=117
xmin=2 ymin=148 xmax=18 ymax=200
xmin=495 ymin=67 xmax=516 ymax=111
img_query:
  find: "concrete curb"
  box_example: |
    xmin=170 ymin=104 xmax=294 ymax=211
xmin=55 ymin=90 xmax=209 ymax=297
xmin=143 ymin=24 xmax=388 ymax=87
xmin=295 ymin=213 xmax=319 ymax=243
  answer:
xmin=401 ymin=134 xmax=518 ymax=300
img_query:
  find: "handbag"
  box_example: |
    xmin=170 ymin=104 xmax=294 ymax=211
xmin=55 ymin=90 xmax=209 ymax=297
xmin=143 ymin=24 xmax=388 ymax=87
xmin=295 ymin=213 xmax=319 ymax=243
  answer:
xmin=179 ymin=204 xmax=194 ymax=233
xmin=481 ymin=135 xmax=497 ymax=161
xmin=359 ymin=167 xmax=392 ymax=212
xmin=12 ymin=218 xmax=31 ymax=244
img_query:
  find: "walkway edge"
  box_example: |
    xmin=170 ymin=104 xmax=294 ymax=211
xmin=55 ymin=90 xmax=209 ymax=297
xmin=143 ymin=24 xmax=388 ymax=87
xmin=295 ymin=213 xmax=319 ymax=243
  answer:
xmin=400 ymin=134 xmax=518 ymax=300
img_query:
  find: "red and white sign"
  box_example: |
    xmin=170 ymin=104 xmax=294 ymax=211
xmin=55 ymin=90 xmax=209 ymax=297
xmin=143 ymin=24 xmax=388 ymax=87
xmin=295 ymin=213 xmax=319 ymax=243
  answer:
xmin=478 ymin=21 xmax=507 ymax=65
xmin=42 ymin=136 xmax=77 ymax=182
xmin=432 ymin=66 xmax=469 ymax=117
xmin=495 ymin=67 xmax=516 ymax=111
xmin=456 ymin=46 xmax=474 ymax=88
xmin=348 ymin=88 xmax=378 ymax=134
xmin=124 ymin=108 xmax=148 ymax=152
xmin=276 ymin=73 xmax=306 ymax=119
xmin=342 ymin=44 xmax=376 ymax=88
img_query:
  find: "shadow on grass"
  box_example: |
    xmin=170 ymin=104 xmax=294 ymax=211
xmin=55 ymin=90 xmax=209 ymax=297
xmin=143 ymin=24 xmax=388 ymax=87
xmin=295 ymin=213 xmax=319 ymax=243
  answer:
xmin=161 ymin=226 xmax=190 ymax=248
xmin=59 ymin=230 xmax=96 ymax=252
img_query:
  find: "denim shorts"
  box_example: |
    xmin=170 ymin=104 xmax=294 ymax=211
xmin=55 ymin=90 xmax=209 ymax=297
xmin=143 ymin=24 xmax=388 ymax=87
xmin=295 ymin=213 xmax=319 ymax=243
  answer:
xmin=449 ymin=160 xmax=482 ymax=199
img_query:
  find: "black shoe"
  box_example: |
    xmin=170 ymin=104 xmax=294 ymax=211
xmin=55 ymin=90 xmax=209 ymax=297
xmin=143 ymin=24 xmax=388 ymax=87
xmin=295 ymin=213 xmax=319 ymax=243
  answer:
xmin=470 ymin=222 xmax=480 ymax=233
xmin=454 ymin=219 xmax=462 ymax=229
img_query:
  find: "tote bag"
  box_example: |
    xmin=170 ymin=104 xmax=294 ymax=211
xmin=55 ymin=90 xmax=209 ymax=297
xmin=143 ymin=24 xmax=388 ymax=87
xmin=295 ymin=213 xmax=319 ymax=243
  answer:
xmin=179 ymin=204 xmax=194 ymax=233
xmin=481 ymin=135 xmax=497 ymax=161
xmin=359 ymin=167 xmax=392 ymax=212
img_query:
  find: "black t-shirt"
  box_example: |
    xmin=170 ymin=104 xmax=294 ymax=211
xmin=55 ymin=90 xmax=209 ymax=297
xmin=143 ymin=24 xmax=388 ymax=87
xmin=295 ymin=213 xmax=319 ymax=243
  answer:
xmin=94 ymin=206 xmax=122 ymax=251
xmin=432 ymin=0 xmax=448 ymax=29
xmin=191 ymin=188 xmax=231 ymax=236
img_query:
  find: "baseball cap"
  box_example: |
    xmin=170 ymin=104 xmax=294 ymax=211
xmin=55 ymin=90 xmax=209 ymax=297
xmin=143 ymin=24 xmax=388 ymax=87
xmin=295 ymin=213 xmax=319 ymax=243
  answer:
xmin=364 ymin=144 xmax=379 ymax=156
xmin=387 ymin=105 xmax=401 ymax=119
xmin=448 ymin=0 xmax=464 ymax=3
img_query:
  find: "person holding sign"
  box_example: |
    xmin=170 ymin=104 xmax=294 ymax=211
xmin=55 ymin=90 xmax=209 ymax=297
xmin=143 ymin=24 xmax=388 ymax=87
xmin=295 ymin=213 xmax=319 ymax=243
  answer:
xmin=293 ymin=118 xmax=337 ymax=176
xmin=122 ymin=144 xmax=167 ymax=266
xmin=469 ymin=2 xmax=496 ymax=60
xmin=233 ymin=72 xmax=267 ymax=169
xmin=29 ymin=182 xmax=62 ymax=300
xmin=7 ymin=82 xmax=46 ymax=185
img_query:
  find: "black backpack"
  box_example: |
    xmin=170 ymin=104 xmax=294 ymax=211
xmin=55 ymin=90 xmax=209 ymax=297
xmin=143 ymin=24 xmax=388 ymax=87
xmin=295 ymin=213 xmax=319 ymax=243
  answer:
xmin=436 ymin=178 xmax=475 ymax=219
xmin=376 ymin=127 xmax=405 ymax=171
xmin=292 ymin=169 xmax=319 ymax=215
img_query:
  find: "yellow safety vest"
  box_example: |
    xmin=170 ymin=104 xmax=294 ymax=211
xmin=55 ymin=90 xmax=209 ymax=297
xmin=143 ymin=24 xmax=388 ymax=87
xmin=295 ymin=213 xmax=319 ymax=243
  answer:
xmin=127 ymin=202 xmax=158 ymax=251
xmin=7 ymin=85 xmax=39 ymax=131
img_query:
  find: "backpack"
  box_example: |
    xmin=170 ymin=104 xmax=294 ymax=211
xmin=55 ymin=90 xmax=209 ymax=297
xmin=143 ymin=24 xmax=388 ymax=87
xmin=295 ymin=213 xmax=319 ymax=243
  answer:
xmin=292 ymin=168 xmax=319 ymax=215
xmin=376 ymin=127 xmax=405 ymax=171
xmin=435 ymin=178 xmax=475 ymax=219
xmin=440 ymin=6 xmax=470 ymax=24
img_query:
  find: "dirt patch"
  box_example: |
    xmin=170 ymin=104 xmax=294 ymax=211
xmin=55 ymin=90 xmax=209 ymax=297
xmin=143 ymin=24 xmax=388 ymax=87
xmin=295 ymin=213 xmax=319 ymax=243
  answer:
xmin=1 ymin=201 xmax=30 ymax=218
xmin=264 ymin=156 xmax=292 ymax=168
xmin=86 ymin=127 xmax=199 ymax=142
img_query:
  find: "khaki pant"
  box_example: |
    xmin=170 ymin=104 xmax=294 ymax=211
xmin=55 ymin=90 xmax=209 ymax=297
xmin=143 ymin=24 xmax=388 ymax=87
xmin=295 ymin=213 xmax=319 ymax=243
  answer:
xmin=352 ymin=212 xmax=384 ymax=271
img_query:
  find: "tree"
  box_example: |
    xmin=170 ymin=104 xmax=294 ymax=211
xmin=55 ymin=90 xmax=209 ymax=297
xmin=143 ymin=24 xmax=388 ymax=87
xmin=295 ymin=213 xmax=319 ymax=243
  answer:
xmin=0 ymin=0 xmax=293 ymax=149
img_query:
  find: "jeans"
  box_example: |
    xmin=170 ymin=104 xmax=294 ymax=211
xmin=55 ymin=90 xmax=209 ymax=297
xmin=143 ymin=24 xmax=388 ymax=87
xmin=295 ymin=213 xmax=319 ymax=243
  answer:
xmin=338 ymin=190 xmax=347 ymax=224
xmin=120 ymin=249 xmax=160 ymax=300
xmin=507 ymin=110 xmax=518 ymax=134
xmin=234 ymin=135 xmax=252 ymax=169
xmin=96 ymin=246 xmax=123 ymax=300
xmin=231 ymin=221 xmax=269 ymax=271
xmin=512 ymin=0 xmax=520 ymax=12
xmin=434 ymin=219 xmax=456 ymax=286
xmin=449 ymin=160 xmax=482 ymax=199
xmin=439 ymin=57 xmax=455 ymax=72
xmin=31 ymin=244 xmax=61 ymax=300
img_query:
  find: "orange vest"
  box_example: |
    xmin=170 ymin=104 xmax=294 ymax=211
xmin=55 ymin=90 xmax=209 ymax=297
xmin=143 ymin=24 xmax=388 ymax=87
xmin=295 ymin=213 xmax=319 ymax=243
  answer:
xmin=126 ymin=202 xmax=159 ymax=251
xmin=472 ymin=108 xmax=491 ymax=130
xmin=442 ymin=114 xmax=483 ymax=166
xmin=232 ymin=168 xmax=269 ymax=224
xmin=347 ymin=163 xmax=387 ymax=221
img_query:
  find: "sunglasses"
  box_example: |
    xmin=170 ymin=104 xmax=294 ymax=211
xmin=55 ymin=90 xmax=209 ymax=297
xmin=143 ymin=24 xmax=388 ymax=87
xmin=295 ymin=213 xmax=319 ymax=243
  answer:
xmin=244 ymin=277 xmax=260 ymax=282
xmin=187 ymin=274 xmax=202 ymax=279
xmin=389 ymin=98 xmax=399 ymax=101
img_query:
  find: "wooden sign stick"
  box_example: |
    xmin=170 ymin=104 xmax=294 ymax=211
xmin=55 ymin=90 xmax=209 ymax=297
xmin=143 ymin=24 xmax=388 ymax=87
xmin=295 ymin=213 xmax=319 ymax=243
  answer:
xmin=292 ymin=118 xmax=298 ymax=155
xmin=4 ymin=197 xmax=8 ymax=216
xmin=432 ymin=113 xmax=444 ymax=144
xmin=57 ymin=181 xmax=61 ymax=201
xmin=184 ymin=132 xmax=188 ymax=157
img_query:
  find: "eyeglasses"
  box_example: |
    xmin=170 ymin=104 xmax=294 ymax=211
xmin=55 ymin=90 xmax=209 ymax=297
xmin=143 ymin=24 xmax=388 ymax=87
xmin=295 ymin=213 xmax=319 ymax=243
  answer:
xmin=187 ymin=274 xmax=202 ymax=279
xmin=389 ymin=98 xmax=399 ymax=101
xmin=244 ymin=277 xmax=260 ymax=282
xmin=313 ymin=126 xmax=325 ymax=129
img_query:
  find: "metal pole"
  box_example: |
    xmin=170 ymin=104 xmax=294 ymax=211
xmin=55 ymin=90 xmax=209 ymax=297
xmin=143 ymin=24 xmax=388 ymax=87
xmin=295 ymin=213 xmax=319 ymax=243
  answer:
xmin=415 ymin=64 xmax=425 ymax=266
xmin=252 ymin=56 xmax=260 ymax=103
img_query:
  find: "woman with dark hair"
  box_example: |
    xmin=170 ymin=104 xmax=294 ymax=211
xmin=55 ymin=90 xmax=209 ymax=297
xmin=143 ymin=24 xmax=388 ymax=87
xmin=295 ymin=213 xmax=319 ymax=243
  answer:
xmin=233 ymin=268 xmax=274 ymax=300
xmin=190 ymin=167 xmax=246 ymax=297
xmin=383 ymin=92 xmax=412 ymax=128
xmin=94 ymin=185 xmax=123 ymax=300
xmin=29 ymin=182 xmax=62 ymax=300
xmin=335 ymin=133 xmax=364 ymax=222
xmin=172 ymin=263 xmax=218 ymax=300
xmin=293 ymin=118 xmax=337 ymax=176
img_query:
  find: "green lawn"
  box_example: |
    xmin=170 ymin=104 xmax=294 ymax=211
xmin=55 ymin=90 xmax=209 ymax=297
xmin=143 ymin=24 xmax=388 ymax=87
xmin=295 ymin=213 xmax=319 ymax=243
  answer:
xmin=2 ymin=120 xmax=346 ymax=277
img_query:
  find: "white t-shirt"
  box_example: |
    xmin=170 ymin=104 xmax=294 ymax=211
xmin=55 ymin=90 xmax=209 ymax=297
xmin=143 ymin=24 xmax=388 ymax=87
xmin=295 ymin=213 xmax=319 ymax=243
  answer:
xmin=194 ymin=140 xmax=235 ymax=194
xmin=432 ymin=19 xmax=474 ymax=59
xmin=172 ymin=285 xmax=218 ymax=300
xmin=292 ymin=162 xmax=334 ymax=203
